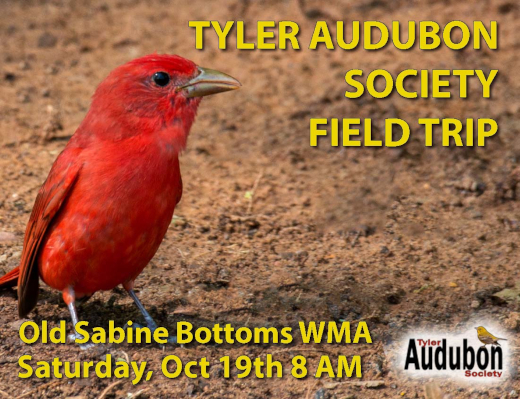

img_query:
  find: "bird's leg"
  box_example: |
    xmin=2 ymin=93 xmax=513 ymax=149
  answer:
xmin=63 ymin=287 xmax=94 ymax=350
xmin=123 ymin=281 xmax=176 ymax=344
xmin=126 ymin=287 xmax=158 ymax=330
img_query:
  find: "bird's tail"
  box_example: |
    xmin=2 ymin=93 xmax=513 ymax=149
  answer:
xmin=0 ymin=266 xmax=20 ymax=288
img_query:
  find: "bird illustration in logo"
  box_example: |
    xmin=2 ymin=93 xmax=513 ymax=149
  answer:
xmin=475 ymin=326 xmax=507 ymax=347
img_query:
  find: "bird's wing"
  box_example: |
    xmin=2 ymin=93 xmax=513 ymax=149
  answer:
xmin=18 ymin=149 xmax=82 ymax=317
xmin=478 ymin=335 xmax=494 ymax=344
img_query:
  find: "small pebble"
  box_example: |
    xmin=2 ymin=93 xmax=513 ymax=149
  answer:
xmin=0 ymin=232 xmax=16 ymax=242
xmin=8 ymin=319 xmax=29 ymax=331
xmin=37 ymin=32 xmax=58 ymax=48
xmin=17 ymin=93 xmax=30 ymax=103
xmin=470 ymin=300 xmax=480 ymax=309
xmin=504 ymin=312 xmax=520 ymax=330
xmin=18 ymin=61 xmax=30 ymax=70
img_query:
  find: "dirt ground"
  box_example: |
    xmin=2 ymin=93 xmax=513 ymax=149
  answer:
xmin=0 ymin=0 xmax=519 ymax=398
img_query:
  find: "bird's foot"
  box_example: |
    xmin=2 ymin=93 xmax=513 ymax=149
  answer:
xmin=67 ymin=332 xmax=95 ymax=350
xmin=125 ymin=322 xmax=177 ymax=344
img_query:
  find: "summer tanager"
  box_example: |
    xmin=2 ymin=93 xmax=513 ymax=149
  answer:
xmin=0 ymin=54 xmax=240 ymax=345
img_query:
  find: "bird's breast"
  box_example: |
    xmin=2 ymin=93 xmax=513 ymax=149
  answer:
xmin=38 ymin=136 xmax=182 ymax=295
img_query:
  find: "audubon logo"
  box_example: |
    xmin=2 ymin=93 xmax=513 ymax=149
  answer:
xmin=405 ymin=338 xmax=503 ymax=378
xmin=398 ymin=325 xmax=508 ymax=380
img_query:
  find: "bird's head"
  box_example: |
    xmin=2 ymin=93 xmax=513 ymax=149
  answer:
xmin=80 ymin=54 xmax=240 ymax=147
xmin=475 ymin=326 xmax=486 ymax=334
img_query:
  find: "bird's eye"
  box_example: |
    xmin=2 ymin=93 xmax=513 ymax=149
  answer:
xmin=152 ymin=72 xmax=170 ymax=87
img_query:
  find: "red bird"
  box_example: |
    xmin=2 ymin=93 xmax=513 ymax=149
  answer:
xmin=0 ymin=54 xmax=240 ymax=345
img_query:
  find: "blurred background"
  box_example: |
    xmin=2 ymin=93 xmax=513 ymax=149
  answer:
xmin=0 ymin=0 xmax=519 ymax=397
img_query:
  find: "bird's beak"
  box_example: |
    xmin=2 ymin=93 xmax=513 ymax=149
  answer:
xmin=179 ymin=67 xmax=241 ymax=98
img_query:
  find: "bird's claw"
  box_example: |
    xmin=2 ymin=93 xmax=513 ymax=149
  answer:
xmin=67 ymin=332 xmax=95 ymax=350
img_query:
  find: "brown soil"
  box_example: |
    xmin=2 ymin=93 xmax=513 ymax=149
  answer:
xmin=0 ymin=0 xmax=519 ymax=398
